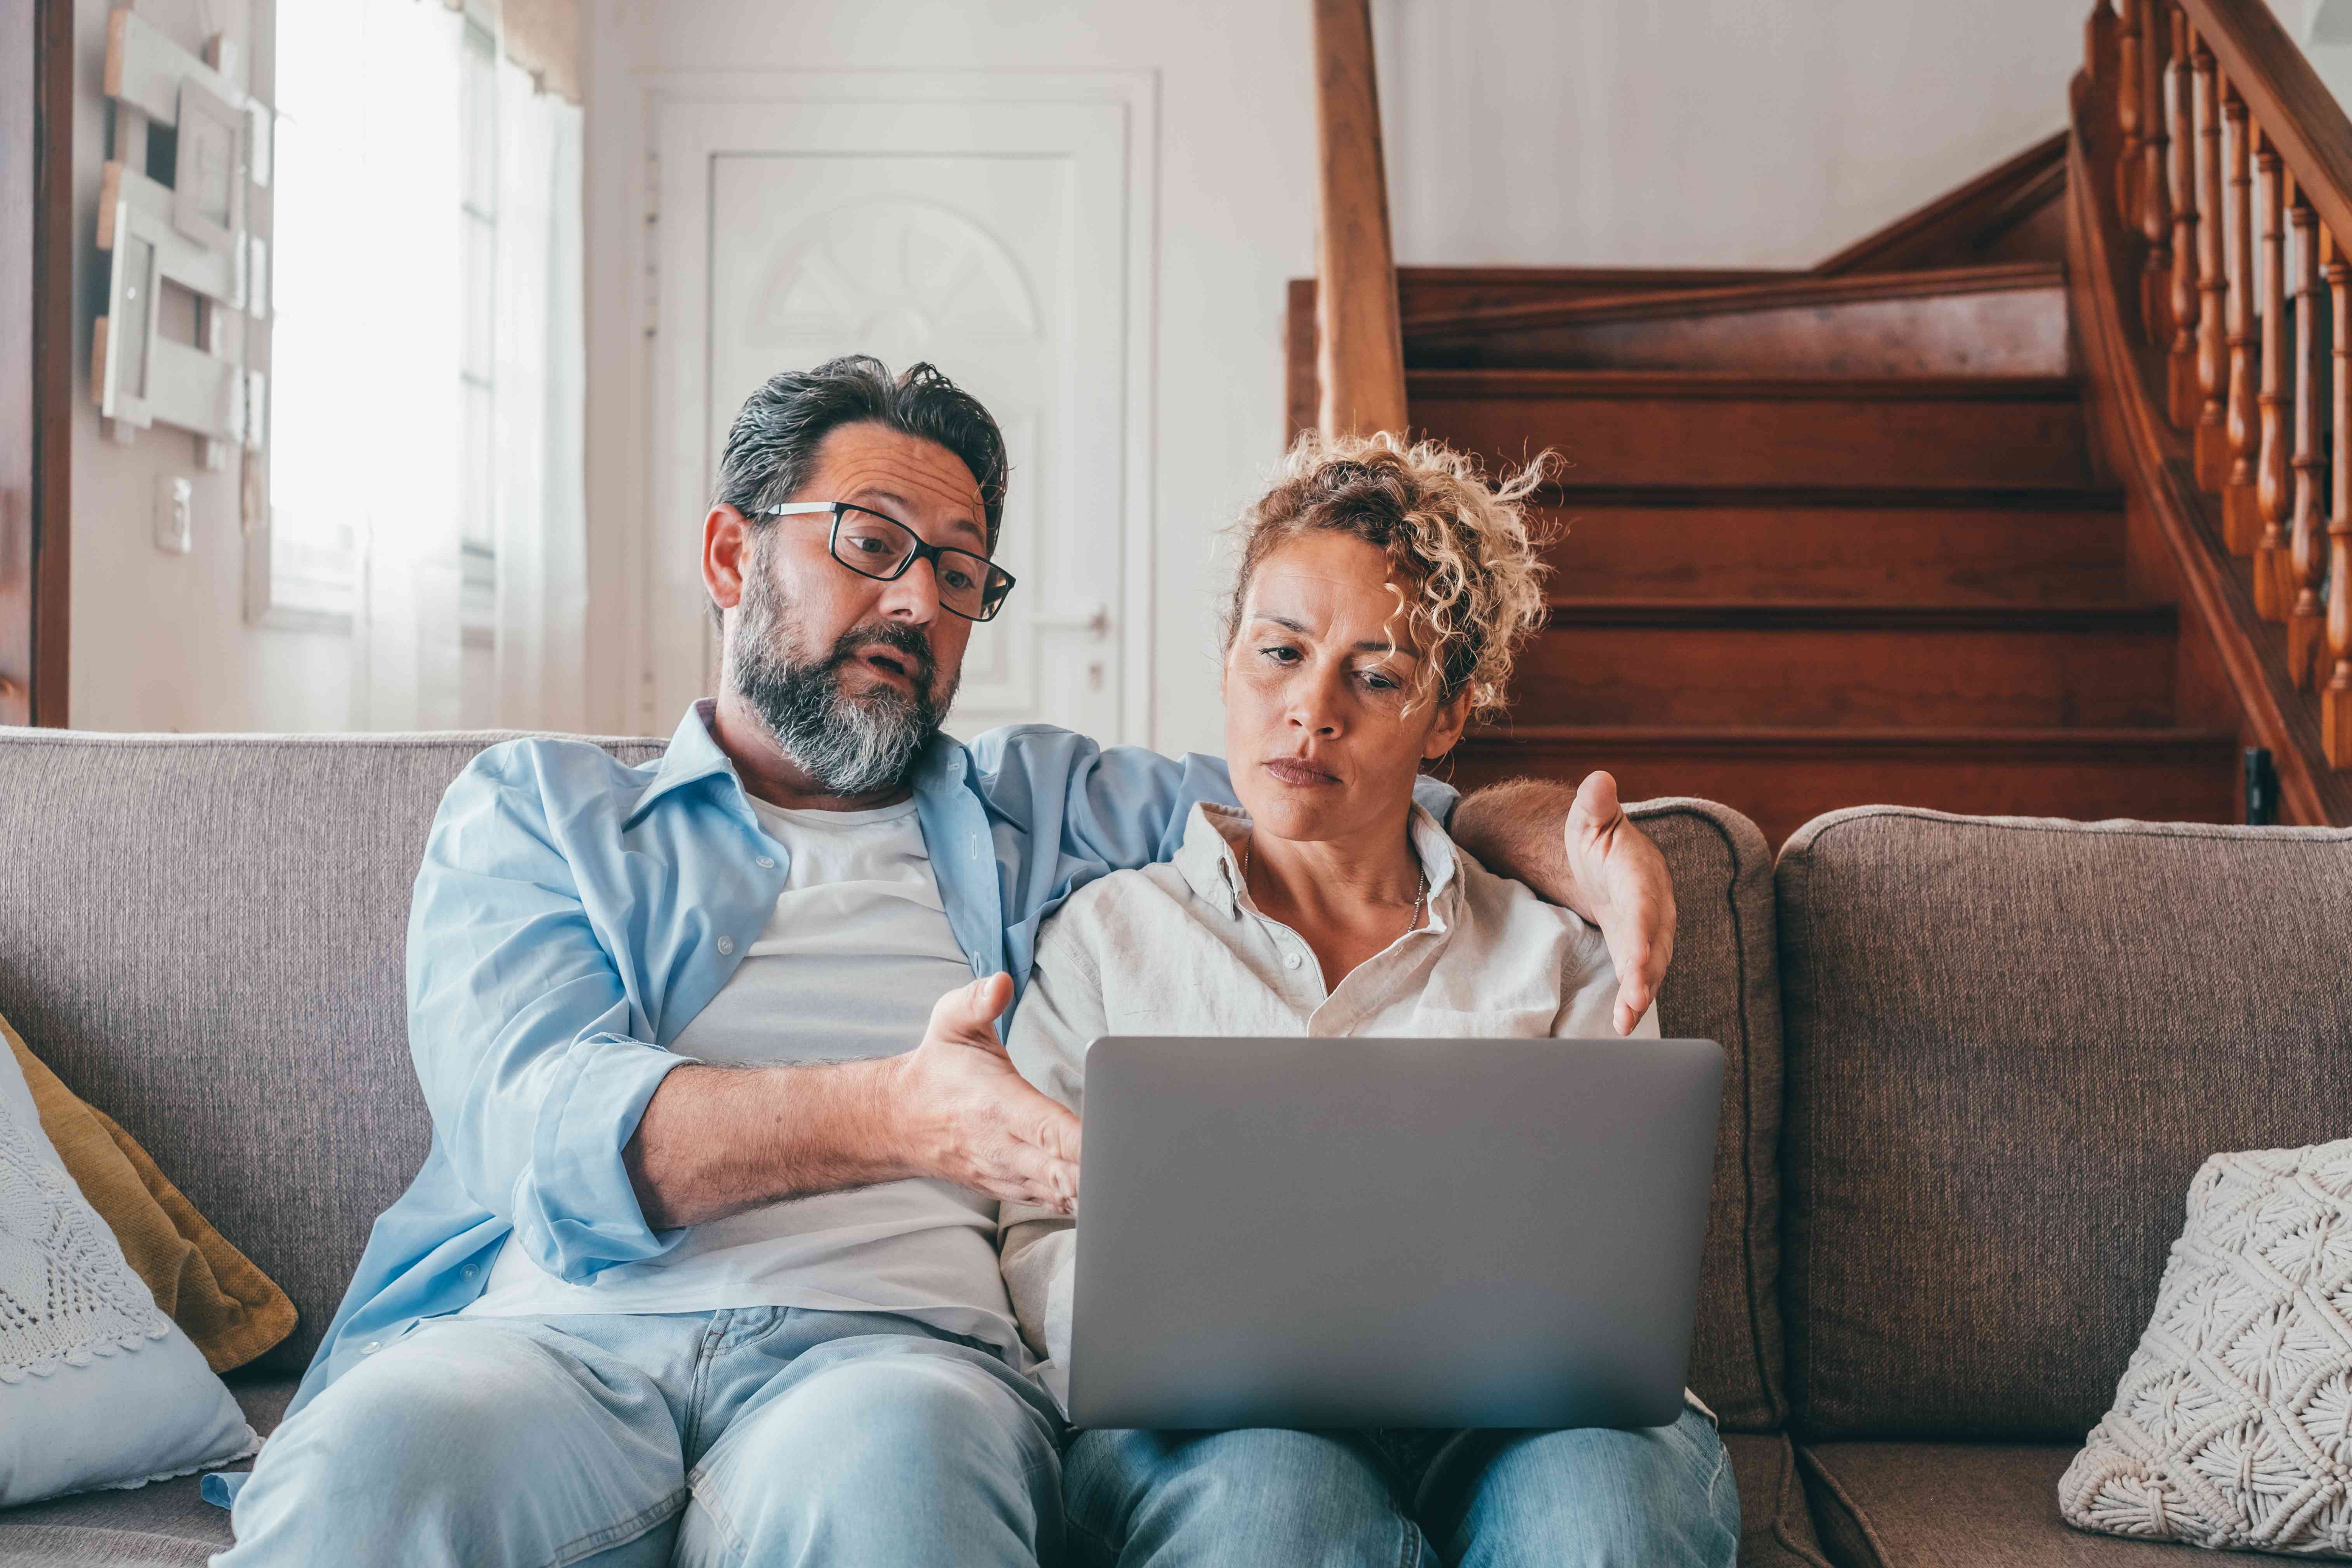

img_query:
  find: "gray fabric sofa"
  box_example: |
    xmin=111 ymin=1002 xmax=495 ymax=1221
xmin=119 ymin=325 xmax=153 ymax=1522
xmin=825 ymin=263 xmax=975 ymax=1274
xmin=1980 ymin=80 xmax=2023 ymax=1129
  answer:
xmin=0 ymin=727 xmax=2345 ymax=1567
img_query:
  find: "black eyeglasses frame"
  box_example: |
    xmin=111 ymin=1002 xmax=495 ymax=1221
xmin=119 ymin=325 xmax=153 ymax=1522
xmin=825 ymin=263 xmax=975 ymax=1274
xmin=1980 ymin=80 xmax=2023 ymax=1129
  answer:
xmin=751 ymin=500 xmax=1017 ymax=623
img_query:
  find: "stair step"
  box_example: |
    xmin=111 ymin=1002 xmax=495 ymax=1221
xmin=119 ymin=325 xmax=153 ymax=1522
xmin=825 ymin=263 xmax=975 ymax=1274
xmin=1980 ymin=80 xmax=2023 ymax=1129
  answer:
xmin=1448 ymin=726 xmax=2240 ymax=850
xmin=1391 ymin=267 xmax=1802 ymax=320
xmin=1409 ymin=372 xmax=2094 ymax=490
xmin=1406 ymin=263 xmax=2069 ymax=377
xmin=1539 ymin=494 xmax=2127 ymax=604
xmin=1510 ymin=602 xmax=2178 ymax=730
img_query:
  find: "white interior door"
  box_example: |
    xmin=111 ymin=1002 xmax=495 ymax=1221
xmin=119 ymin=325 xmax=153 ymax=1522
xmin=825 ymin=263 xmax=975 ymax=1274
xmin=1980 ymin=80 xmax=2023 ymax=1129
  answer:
xmin=650 ymin=82 xmax=1153 ymax=745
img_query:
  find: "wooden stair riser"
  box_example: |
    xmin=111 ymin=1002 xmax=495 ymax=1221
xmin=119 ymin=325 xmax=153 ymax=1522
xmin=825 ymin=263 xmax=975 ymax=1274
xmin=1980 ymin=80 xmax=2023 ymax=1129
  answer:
xmin=1410 ymin=376 xmax=2095 ymax=489
xmin=1510 ymin=616 xmax=2179 ymax=729
xmin=1538 ymin=503 xmax=2128 ymax=604
xmin=1447 ymin=731 xmax=2238 ymax=850
xmin=1410 ymin=287 xmax=2071 ymax=377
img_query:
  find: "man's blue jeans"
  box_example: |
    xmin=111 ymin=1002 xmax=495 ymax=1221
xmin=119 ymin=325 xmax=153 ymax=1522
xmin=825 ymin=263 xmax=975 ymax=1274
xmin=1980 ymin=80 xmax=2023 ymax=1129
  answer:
xmin=211 ymin=1307 xmax=1063 ymax=1568
xmin=1064 ymin=1405 xmax=1739 ymax=1568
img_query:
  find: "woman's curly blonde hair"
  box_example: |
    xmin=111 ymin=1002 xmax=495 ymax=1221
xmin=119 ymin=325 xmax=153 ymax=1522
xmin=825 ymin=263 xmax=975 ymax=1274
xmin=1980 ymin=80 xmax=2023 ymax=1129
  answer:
xmin=1221 ymin=431 xmax=1554 ymax=719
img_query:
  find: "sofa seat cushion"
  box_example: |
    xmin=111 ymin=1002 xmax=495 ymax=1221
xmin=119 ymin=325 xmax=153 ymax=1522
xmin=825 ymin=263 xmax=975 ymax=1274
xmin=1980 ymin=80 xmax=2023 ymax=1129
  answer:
xmin=1799 ymin=1441 xmax=2243 ymax=1567
xmin=1729 ymin=1431 xmax=1835 ymax=1567
xmin=0 ymin=1373 xmax=292 ymax=1564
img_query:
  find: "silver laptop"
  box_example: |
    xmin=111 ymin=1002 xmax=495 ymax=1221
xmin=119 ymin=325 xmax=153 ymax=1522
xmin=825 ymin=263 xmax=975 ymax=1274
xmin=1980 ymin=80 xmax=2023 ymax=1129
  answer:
xmin=1067 ymin=1034 xmax=1724 ymax=1432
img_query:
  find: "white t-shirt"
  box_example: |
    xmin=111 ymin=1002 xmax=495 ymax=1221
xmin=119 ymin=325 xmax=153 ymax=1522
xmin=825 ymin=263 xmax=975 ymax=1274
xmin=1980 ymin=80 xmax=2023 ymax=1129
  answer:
xmin=464 ymin=794 xmax=1025 ymax=1357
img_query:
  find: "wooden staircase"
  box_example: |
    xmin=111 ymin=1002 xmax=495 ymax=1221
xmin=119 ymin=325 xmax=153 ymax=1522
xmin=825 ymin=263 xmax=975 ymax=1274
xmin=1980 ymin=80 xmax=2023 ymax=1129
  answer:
xmin=1290 ymin=142 xmax=2243 ymax=848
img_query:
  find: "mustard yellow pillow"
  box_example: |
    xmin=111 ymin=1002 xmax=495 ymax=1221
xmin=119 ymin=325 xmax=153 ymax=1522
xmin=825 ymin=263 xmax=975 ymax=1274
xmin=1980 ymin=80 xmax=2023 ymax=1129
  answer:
xmin=2 ymin=1009 xmax=295 ymax=1373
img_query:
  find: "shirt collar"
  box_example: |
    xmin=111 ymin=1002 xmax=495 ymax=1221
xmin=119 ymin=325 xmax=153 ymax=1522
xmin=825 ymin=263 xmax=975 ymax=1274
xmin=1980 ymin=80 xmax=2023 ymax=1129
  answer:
xmin=1174 ymin=799 xmax=1462 ymax=923
xmin=623 ymin=698 xmax=971 ymax=829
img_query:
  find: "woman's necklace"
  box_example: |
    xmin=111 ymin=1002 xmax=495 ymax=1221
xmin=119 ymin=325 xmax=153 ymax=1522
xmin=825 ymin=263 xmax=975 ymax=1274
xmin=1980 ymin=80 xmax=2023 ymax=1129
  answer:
xmin=1239 ymin=833 xmax=1430 ymax=933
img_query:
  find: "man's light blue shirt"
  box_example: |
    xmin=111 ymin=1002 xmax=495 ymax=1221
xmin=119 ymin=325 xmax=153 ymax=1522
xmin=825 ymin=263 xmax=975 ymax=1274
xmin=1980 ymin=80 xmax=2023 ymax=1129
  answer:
xmin=288 ymin=701 xmax=1456 ymax=1419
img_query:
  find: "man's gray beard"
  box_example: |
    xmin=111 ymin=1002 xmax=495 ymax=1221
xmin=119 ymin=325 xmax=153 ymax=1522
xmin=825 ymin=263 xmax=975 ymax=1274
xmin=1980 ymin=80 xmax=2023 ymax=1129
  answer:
xmin=728 ymin=559 xmax=958 ymax=796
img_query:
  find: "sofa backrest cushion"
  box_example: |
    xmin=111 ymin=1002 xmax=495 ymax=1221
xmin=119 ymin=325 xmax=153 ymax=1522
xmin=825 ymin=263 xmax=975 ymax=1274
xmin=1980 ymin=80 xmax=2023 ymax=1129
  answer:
xmin=0 ymin=730 xmax=663 ymax=1372
xmin=1776 ymin=806 xmax=2352 ymax=1441
xmin=1626 ymin=798 xmax=1787 ymax=1433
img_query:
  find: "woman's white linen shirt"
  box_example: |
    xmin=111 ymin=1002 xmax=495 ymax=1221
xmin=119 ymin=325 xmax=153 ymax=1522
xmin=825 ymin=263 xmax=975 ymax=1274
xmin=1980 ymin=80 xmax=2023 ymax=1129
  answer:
xmin=998 ymin=800 xmax=1660 ymax=1408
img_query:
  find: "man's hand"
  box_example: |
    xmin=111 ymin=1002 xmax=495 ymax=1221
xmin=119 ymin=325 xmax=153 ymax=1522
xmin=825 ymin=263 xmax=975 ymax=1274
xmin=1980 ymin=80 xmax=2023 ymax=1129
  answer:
xmin=885 ymin=972 xmax=1082 ymax=1213
xmin=1563 ymin=771 xmax=1674 ymax=1036
xmin=1450 ymin=772 xmax=1676 ymax=1036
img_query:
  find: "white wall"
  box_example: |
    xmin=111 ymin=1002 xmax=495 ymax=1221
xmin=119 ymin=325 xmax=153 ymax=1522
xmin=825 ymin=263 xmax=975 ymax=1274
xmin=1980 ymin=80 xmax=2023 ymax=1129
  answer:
xmin=66 ymin=0 xmax=351 ymax=733
xmin=581 ymin=0 xmax=2081 ymax=757
xmin=1377 ymin=1 xmax=2078 ymax=269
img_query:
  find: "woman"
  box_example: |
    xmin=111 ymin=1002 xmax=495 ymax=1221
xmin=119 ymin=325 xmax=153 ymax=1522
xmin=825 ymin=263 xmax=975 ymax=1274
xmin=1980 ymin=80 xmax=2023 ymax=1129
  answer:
xmin=998 ymin=433 xmax=1738 ymax=1567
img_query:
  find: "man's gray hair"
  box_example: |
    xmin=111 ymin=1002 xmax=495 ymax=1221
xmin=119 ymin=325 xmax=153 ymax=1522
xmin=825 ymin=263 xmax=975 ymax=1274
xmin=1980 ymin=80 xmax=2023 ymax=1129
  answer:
xmin=712 ymin=356 xmax=1009 ymax=548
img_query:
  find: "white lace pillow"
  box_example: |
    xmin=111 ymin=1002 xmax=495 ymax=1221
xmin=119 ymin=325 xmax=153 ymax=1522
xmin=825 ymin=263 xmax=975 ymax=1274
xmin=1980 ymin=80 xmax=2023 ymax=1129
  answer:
xmin=0 ymin=1040 xmax=256 ymax=1505
xmin=2059 ymin=1139 xmax=2352 ymax=1555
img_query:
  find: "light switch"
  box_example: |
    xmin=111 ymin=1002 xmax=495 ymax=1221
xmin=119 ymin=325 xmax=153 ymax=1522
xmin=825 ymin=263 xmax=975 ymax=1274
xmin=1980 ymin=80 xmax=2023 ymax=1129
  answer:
xmin=154 ymin=475 xmax=193 ymax=554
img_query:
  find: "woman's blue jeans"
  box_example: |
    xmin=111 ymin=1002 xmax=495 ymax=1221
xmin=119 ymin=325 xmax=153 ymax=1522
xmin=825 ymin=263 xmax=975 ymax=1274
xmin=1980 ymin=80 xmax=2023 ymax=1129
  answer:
xmin=1063 ymin=1405 xmax=1739 ymax=1568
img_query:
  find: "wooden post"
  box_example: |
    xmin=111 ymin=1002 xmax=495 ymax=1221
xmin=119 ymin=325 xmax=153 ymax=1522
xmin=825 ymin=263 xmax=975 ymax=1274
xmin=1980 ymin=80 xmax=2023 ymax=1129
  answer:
xmin=2225 ymin=87 xmax=2261 ymax=548
xmin=2299 ymin=223 xmax=2342 ymax=695
xmin=2194 ymin=37 xmax=2229 ymax=479
xmin=2088 ymin=0 xmax=2118 ymax=85
xmin=2169 ymin=8 xmax=2202 ymax=426
xmin=2142 ymin=0 xmax=2175 ymax=341
xmin=1311 ymin=0 xmax=1407 ymax=440
xmin=2290 ymin=196 xmax=2328 ymax=673
xmin=2328 ymin=224 xmax=2352 ymax=762
xmin=2118 ymin=0 xmax=2145 ymax=225
xmin=2255 ymin=129 xmax=2292 ymax=619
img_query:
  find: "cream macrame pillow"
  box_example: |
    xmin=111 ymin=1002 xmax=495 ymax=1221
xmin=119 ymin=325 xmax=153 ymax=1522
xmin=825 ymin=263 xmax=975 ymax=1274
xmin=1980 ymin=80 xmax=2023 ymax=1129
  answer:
xmin=2059 ymin=1139 xmax=2352 ymax=1554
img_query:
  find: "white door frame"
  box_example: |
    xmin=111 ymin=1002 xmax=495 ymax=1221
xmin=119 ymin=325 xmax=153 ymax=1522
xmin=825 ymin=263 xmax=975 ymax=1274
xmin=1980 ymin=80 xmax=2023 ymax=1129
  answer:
xmin=638 ymin=70 xmax=1159 ymax=746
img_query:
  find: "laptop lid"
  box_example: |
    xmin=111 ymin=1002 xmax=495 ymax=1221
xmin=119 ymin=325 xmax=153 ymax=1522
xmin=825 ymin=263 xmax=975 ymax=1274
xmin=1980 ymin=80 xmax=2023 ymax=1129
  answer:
xmin=1067 ymin=1034 xmax=1724 ymax=1431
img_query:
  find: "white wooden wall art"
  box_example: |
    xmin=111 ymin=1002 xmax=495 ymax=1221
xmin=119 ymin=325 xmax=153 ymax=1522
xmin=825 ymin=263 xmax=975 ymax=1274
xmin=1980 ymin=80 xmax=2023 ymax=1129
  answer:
xmin=93 ymin=9 xmax=271 ymax=472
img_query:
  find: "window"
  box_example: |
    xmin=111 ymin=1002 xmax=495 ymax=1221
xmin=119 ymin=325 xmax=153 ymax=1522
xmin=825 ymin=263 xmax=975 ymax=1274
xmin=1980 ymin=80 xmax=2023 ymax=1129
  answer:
xmin=259 ymin=0 xmax=498 ymax=637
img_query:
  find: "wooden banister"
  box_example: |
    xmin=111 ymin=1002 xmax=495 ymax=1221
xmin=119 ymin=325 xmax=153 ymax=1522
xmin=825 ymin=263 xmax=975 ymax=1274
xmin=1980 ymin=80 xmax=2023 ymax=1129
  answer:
xmin=2073 ymin=0 xmax=2352 ymax=800
xmin=1310 ymin=0 xmax=1407 ymax=439
xmin=2177 ymin=0 xmax=2352 ymax=255
xmin=2079 ymin=0 xmax=2352 ymax=808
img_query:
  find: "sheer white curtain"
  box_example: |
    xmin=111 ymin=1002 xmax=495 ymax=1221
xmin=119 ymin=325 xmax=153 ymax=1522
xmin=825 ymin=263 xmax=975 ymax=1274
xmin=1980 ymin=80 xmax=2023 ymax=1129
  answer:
xmin=274 ymin=0 xmax=587 ymax=732
xmin=490 ymin=68 xmax=588 ymax=732
xmin=277 ymin=0 xmax=465 ymax=729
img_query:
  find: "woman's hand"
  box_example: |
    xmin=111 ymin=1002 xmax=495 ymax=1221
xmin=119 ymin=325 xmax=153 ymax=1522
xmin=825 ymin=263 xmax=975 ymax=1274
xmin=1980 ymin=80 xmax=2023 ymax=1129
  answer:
xmin=884 ymin=972 xmax=1082 ymax=1212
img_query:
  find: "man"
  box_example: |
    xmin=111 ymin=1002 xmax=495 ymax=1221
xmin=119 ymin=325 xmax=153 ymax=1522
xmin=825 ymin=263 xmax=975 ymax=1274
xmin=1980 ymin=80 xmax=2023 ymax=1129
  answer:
xmin=212 ymin=358 xmax=1675 ymax=1568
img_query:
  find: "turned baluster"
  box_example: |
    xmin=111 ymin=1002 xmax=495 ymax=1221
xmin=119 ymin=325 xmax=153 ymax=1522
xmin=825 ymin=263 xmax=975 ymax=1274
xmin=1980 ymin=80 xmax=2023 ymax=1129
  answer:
xmin=2193 ymin=37 xmax=2228 ymax=478
xmin=2118 ymin=0 xmax=2144 ymax=224
xmin=2168 ymin=8 xmax=2203 ymax=425
xmin=2142 ymin=0 xmax=2174 ymax=340
xmin=2290 ymin=195 xmax=2328 ymax=670
xmin=2327 ymin=227 xmax=2352 ymax=763
xmin=2255 ymin=134 xmax=2291 ymax=622
xmin=2225 ymin=87 xmax=2261 ymax=548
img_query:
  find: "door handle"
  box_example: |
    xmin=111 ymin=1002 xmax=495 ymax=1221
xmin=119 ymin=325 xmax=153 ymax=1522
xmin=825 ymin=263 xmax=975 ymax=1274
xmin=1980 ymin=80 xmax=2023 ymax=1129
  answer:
xmin=1029 ymin=604 xmax=1111 ymax=638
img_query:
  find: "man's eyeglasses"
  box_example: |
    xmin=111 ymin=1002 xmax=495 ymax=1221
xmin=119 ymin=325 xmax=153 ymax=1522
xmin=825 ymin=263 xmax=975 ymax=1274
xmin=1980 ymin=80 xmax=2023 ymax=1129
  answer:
xmin=752 ymin=501 xmax=1017 ymax=623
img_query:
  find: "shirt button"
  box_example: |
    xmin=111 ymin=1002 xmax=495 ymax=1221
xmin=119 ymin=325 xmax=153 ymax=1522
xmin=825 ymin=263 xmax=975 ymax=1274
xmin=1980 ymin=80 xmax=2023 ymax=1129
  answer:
xmin=755 ymin=855 xmax=775 ymax=869
xmin=1284 ymin=952 xmax=1303 ymax=970
xmin=462 ymin=1264 xmax=478 ymax=1278
xmin=360 ymin=1341 xmax=382 ymax=1355
xmin=716 ymin=935 xmax=735 ymax=956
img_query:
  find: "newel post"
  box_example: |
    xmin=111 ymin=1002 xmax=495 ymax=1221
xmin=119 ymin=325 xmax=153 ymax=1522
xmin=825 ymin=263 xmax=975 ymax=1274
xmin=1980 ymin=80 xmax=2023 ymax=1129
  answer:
xmin=1311 ymin=0 xmax=1408 ymax=440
